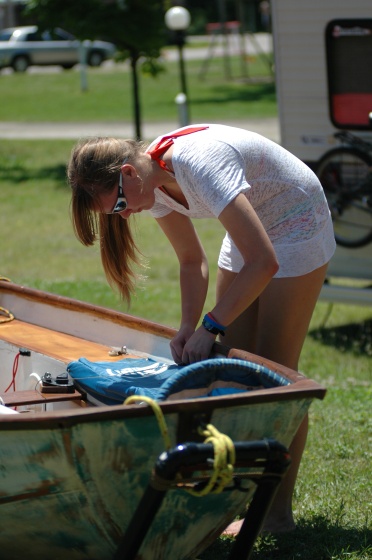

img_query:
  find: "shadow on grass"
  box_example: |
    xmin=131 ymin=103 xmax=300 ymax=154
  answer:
xmin=0 ymin=162 xmax=67 ymax=185
xmin=309 ymin=319 xmax=372 ymax=357
xmin=192 ymin=82 xmax=276 ymax=107
xmin=198 ymin=516 xmax=372 ymax=560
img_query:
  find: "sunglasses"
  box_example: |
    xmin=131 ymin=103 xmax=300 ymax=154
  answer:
xmin=108 ymin=160 xmax=128 ymax=214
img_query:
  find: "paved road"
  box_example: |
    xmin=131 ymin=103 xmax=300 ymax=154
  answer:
xmin=0 ymin=117 xmax=280 ymax=142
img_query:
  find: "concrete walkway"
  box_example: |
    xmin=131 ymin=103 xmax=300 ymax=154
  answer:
xmin=0 ymin=117 xmax=280 ymax=143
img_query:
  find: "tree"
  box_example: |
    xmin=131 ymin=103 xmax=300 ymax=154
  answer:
xmin=27 ymin=0 xmax=167 ymax=139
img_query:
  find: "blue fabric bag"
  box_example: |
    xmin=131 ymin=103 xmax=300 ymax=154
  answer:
xmin=67 ymin=357 xmax=290 ymax=406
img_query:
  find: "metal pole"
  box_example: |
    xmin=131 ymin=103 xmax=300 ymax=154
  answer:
xmin=177 ymin=42 xmax=187 ymax=100
xmin=177 ymin=38 xmax=189 ymax=124
xmin=175 ymin=93 xmax=188 ymax=127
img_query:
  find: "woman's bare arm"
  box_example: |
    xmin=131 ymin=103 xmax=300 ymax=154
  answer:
xmin=156 ymin=212 xmax=209 ymax=362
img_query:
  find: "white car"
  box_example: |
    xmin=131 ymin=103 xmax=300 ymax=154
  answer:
xmin=0 ymin=25 xmax=116 ymax=72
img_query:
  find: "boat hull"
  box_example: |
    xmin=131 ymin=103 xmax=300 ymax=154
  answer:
xmin=0 ymin=282 xmax=326 ymax=559
xmin=0 ymin=396 xmax=310 ymax=559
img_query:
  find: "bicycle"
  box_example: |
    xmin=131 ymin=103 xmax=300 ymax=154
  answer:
xmin=315 ymin=130 xmax=372 ymax=248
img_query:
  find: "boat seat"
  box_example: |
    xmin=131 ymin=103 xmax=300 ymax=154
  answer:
xmin=0 ymin=318 xmax=137 ymax=363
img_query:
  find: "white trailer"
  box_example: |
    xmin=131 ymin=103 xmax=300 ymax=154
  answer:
xmin=271 ymin=1 xmax=372 ymax=305
xmin=271 ymin=0 xmax=372 ymax=167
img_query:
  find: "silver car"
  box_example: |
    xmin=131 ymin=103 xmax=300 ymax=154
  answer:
xmin=0 ymin=25 xmax=116 ymax=72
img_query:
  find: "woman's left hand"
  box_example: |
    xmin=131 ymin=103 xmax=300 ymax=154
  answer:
xmin=180 ymin=326 xmax=216 ymax=364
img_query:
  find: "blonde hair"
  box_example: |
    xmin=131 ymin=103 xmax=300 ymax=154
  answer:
xmin=67 ymin=137 xmax=147 ymax=303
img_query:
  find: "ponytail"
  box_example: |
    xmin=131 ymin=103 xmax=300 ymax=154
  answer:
xmin=68 ymin=137 xmax=147 ymax=303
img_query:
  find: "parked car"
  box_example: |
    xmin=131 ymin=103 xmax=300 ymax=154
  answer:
xmin=0 ymin=26 xmax=116 ymax=72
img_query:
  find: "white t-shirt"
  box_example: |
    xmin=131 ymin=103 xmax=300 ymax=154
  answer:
xmin=147 ymin=124 xmax=335 ymax=277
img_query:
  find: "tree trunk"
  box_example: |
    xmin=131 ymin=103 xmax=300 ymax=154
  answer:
xmin=130 ymin=53 xmax=141 ymax=140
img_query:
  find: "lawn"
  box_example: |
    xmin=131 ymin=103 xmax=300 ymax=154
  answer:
xmin=0 ymin=57 xmax=371 ymax=559
xmin=0 ymin=54 xmax=276 ymax=123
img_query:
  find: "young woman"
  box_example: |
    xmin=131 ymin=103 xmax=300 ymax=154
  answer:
xmin=68 ymin=124 xmax=335 ymax=533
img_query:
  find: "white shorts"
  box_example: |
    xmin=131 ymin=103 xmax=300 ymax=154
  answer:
xmin=218 ymin=214 xmax=336 ymax=278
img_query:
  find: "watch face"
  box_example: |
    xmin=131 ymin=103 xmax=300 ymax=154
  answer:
xmin=202 ymin=316 xmax=223 ymax=336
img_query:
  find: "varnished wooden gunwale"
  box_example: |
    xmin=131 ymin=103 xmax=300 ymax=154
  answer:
xmin=0 ymin=375 xmax=325 ymax=430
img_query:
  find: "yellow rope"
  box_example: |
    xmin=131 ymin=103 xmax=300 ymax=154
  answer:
xmin=185 ymin=424 xmax=236 ymax=497
xmin=0 ymin=306 xmax=14 ymax=324
xmin=124 ymin=395 xmax=172 ymax=451
xmin=124 ymin=395 xmax=236 ymax=497
xmin=0 ymin=277 xmax=14 ymax=323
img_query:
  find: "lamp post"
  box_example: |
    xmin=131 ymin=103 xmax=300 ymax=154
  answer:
xmin=165 ymin=6 xmax=191 ymax=125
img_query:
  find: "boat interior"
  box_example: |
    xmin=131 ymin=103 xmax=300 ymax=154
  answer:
xmin=0 ymin=281 xmax=326 ymax=419
xmin=0 ymin=313 xmax=187 ymax=416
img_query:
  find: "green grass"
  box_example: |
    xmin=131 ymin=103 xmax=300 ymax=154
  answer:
xmin=1 ymin=118 xmax=371 ymax=557
xmin=0 ymin=55 xmax=276 ymax=123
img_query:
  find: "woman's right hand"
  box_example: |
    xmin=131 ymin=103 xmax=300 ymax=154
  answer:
xmin=170 ymin=325 xmax=195 ymax=364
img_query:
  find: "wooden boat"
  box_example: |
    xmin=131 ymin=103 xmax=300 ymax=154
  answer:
xmin=0 ymin=280 xmax=326 ymax=560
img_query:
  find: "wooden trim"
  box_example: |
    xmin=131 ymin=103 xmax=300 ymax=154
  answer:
xmin=213 ymin=343 xmax=312 ymax=387
xmin=1 ymin=389 xmax=86 ymax=407
xmin=0 ymin=378 xmax=325 ymax=430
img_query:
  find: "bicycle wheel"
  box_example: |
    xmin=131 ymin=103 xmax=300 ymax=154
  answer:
xmin=316 ymin=146 xmax=372 ymax=248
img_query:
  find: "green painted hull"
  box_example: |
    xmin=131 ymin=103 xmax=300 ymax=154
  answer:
xmin=0 ymin=282 xmax=326 ymax=559
xmin=0 ymin=398 xmax=311 ymax=559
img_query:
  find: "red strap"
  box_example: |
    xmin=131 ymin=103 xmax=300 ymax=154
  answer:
xmin=148 ymin=126 xmax=209 ymax=171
